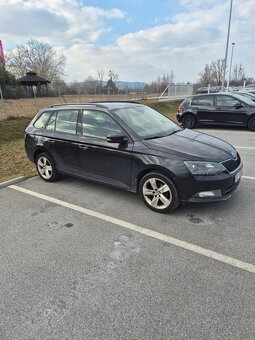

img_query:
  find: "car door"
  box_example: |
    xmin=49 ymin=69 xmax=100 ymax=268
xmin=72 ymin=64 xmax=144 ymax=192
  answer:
xmin=215 ymin=95 xmax=247 ymax=125
xmin=42 ymin=109 xmax=81 ymax=175
xmin=77 ymin=109 xmax=133 ymax=190
xmin=192 ymin=95 xmax=216 ymax=123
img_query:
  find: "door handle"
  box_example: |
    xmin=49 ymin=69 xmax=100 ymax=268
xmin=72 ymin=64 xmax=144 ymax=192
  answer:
xmin=47 ymin=139 xmax=55 ymax=143
xmin=78 ymin=144 xmax=88 ymax=150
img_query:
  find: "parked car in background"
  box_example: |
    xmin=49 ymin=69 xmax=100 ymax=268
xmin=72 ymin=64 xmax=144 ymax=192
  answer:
xmin=177 ymin=93 xmax=255 ymax=131
xmin=25 ymin=102 xmax=242 ymax=213
xmin=195 ymin=87 xmax=208 ymax=94
xmin=246 ymin=84 xmax=255 ymax=90
xmin=195 ymin=86 xmax=219 ymax=94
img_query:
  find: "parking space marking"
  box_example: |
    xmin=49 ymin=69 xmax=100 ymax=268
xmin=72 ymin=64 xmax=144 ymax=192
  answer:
xmin=234 ymin=146 xmax=255 ymax=150
xmin=9 ymin=184 xmax=255 ymax=274
xmin=243 ymin=176 xmax=255 ymax=180
xmin=196 ymin=130 xmax=253 ymax=135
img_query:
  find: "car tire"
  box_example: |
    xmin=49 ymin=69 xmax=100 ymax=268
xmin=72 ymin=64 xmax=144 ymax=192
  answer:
xmin=139 ymin=172 xmax=180 ymax=213
xmin=182 ymin=114 xmax=196 ymax=129
xmin=35 ymin=152 xmax=60 ymax=182
xmin=248 ymin=116 xmax=255 ymax=131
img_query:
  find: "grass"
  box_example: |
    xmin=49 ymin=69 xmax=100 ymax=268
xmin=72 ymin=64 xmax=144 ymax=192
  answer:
xmin=0 ymin=99 xmax=182 ymax=183
xmin=0 ymin=117 xmax=36 ymax=182
xmin=139 ymin=99 xmax=181 ymax=121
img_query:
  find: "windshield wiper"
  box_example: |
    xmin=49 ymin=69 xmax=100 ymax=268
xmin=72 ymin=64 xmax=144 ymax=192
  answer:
xmin=166 ymin=128 xmax=182 ymax=136
xmin=143 ymin=135 xmax=165 ymax=140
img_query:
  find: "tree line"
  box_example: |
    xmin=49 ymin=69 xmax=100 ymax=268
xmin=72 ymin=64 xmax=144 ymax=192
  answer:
xmin=0 ymin=39 xmax=254 ymax=99
xmin=198 ymin=58 xmax=253 ymax=87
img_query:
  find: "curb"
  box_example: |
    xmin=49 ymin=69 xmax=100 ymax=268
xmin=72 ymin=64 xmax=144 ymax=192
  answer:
xmin=0 ymin=176 xmax=26 ymax=189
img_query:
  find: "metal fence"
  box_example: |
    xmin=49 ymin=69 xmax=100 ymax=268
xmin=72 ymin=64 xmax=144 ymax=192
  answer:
xmin=0 ymin=83 xmax=192 ymax=120
xmin=158 ymin=84 xmax=194 ymax=102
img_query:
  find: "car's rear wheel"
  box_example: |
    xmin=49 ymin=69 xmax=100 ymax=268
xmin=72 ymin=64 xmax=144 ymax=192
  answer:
xmin=182 ymin=114 xmax=196 ymax=129
xmin=36 ymin=152 xmax=59 ymax=182
xmin=139 ymin=172 xmax=180 ymax=213
xmin=248 ymin=116 xmax=255 ymax=131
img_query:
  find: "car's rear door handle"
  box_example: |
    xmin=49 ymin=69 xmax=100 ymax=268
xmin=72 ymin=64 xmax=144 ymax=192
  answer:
xmin=78 ymin=144 xmax=88 ymax=150
xmin=47 ymin=139 xmax=55 ymax=143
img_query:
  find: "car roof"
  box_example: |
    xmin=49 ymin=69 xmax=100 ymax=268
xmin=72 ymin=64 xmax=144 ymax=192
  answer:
xmin=193 ymin=93 xmax=240 ymax=97
xmin=46 ymin=101 xmax=143 ymax=111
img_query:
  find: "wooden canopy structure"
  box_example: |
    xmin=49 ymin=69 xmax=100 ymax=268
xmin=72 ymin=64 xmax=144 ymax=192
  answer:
xmin=17 ymin=71 xmax=51 ymax=96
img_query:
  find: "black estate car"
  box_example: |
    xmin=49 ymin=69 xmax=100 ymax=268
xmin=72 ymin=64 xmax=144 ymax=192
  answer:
xmin=25 ymin=102 xmax=243 ymax=213
xmin=177 ymin=93 xmax=255 ymax=130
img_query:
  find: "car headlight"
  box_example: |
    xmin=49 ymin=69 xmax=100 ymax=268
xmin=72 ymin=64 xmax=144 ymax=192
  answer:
xmin=184 ymin=161 xmax=225 ymax=175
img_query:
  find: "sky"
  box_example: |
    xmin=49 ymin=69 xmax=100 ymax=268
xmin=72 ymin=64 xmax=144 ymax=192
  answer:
xmin=0 ymin=0 xmax=254 ymax=83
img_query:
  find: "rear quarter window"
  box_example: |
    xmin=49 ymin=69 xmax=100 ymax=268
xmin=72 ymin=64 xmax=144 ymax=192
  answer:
xmin=34 ymin=112 xmax=52 ymax=129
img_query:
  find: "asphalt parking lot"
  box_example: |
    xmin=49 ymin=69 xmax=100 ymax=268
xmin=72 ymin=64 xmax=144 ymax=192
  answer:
xmin=1 ymin=127 xmax=255 ymax=339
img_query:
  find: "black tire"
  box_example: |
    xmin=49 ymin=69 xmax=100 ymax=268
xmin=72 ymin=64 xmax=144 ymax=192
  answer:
xmin=182 ymin=114 xmax=196 ymax=129
xmin=139 ymin=172 xmax=180 ymax=213
xmin=35 ymin=152 xmax=60 ymax=182
xmin=248 ymin=116 xmax=255 ymax=131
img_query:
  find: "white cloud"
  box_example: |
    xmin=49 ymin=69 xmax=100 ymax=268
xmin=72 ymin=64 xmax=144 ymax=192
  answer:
xmin=63 ymin=0 xmax=255 ymax=82
xmin=0 ymin=0 xmax=125 ymax=44
xmin=1 ymin=0 xmax=254 ymax=82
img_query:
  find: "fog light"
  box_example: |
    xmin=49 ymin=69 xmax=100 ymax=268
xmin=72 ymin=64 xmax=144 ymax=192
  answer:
xmin=198 ymin=190 xmax=222 ymax=198
xmin=198 ymin=191 xmax=215 ymax=197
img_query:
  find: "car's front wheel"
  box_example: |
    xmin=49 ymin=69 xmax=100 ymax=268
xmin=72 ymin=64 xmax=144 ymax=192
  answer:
xmin=182 ymin=114 xmax=196 ymax=129
xmin=36 ymin=152 xmax=60 ymax=182
xmin=139 ymin=172 xmax=180 ymax=213
xmin=248 ymin=116 xmax=255 ymax=131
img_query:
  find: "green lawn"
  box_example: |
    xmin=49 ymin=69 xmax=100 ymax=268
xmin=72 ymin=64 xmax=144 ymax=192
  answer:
xmin=0 ymin=118 xmax=36 ymax=182
xmin=0 ymin=100 xmax=181 ymax=182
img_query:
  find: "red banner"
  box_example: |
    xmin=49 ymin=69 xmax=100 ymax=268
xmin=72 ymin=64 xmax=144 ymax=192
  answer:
xmin=0 ymin=40 xmax=5 ymax=64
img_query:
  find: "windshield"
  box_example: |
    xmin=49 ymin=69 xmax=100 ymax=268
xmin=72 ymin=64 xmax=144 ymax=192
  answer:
xmin=234 ymin=94 xmax=255 ymax=106
xmin=114 ymin=106 xmax=180 ymax=139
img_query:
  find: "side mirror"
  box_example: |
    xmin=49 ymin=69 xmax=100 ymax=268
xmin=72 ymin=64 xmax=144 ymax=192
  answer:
xmin=106 ymin=134 xmax=128 ymax=143
xmin=234 ymin=103 xmax=244 ymax=109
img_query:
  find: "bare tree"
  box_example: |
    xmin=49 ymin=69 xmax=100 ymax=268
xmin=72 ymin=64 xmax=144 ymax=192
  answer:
xmin=198 ymin=59 xmax=225 ymax=85
xmin=198 ymin=64 xmax=213 ymax=85
xmin=6 ymin=39 xmax=66 ymax=81
xmin=108 ymin=70 xmax=119 ymax=83
xmin=231 ymin=63 xmax=246 ymax=86
xmin=97 ymin=69 xmax=105 ymax=93
xmin=211 ymin=59 xmax=225 ymax=85
xmin=107 ymin=70 xmax=119 ymax=93
xmin=83 ymin=76 xmax=99 ymax=94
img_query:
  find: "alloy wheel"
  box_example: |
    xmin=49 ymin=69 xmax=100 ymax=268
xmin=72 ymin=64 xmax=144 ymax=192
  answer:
xmin=142 ymin=177 xmax=172 ymax=210
xmin=37 ymin=156 xmax=53 ymax=180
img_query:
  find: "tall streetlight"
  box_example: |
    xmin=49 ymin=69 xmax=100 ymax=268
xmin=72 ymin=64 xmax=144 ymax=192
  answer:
xmin=221 ymin=0 xmax=234 ymax=90
xmin=227 ymin=42 xmax=235 ymax=90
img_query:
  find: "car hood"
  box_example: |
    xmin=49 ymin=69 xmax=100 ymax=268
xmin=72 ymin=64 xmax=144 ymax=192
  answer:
xmin=142 ymin=129 xmax=236 ymax=161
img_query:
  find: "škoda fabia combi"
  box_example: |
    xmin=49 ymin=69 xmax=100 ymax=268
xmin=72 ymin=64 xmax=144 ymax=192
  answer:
xmin=25 ymin=102 xmax=243 ymax=213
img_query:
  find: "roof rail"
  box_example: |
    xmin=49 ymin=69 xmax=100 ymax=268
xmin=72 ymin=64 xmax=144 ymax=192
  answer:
xmin=47 ymin=101 xmax=140 ymax=109
xmin=47 ymin=103 xmax=108 ymax=109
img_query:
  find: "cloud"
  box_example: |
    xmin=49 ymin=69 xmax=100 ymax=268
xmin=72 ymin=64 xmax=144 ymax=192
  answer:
xmin=0 ymin=0 xmax=125 ymax=44
xmin=1 ymin=0 xmax=254 ymax=82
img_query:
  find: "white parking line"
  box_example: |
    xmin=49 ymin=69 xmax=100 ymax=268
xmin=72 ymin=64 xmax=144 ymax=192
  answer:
xmin=196 ymin=129 xmax=253 ymax=135
xmin=196 ymin=129 xmax=254 ymax=135
xmin=235 ymin=146 xmax=255 ymax=150
xmin=243 ymin=176 xmax=255 ymax=180
xmin=9 ymin=184 xmax=255 ymax=275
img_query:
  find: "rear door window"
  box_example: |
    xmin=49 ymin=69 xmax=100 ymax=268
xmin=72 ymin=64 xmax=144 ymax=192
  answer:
xmin=192 ymin=96 xmax=214 ymax=106
xmin=55 ymin=110 xmax=79 ymax=134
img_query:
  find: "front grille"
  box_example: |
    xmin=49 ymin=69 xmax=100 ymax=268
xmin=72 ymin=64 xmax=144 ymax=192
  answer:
xmin=221 ymin=153 xmax=241 ymax=173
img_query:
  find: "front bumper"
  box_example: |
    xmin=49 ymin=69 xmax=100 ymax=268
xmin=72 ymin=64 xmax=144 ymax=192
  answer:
xmin=177 ymin=163 xmax=243 ymax=203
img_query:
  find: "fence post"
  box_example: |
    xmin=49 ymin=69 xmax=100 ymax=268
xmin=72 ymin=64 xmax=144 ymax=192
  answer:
xmin=0 ymin=85 xmax=8 ymax=121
